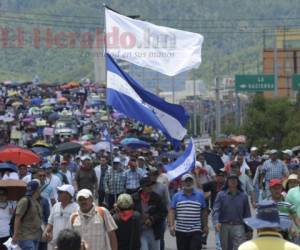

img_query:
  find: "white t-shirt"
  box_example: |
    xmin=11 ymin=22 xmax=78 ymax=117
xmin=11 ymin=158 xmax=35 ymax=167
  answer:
xmin=157 ymin=173 xmax=169 ymax=187
xmin=47 ymin=174 xmax=63 ymax=200
xmin=2 ymin=172 xmax=19 ymax=180
xmin=0 ymin=202 xmax=12 ymax=237
xmin=48 ymin=202 xmax=79 ymax=244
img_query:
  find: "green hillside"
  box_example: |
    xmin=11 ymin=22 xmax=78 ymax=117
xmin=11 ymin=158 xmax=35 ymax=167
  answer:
xmin=0 ymin=0 xmax=300 ymax=83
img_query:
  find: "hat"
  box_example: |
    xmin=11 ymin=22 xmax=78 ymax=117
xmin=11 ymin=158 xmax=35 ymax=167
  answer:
xmin=269 ymin=149 xmax=278 ymax=155
xmin=181 ymin=173 xmax=195 ymax=182
xmin=244 ymin=200 xmax=291 ymax=230
xmin=288 ymin=163 xmax=300 ymax=170
xmin=140 ymin=176 xmax=154 ymax=187
xmin=81 ymin=155 xmax=92 ymax=161
xmin=113 ymin=157 xmax=121 ymax=163
xmin=138 ymin=156 xmax=145 ymax=161
xmin=250 ymin=146 xmax=258 ymax=151
xmin=227 ymin=171 xmax=239 ymax=179
xmin=148 ymin=166 xmax=159 ymax=175
xmin=282 ymin=149 xmax=293 ymax=157
xmin=41 ymin=161 xmax=52 ymax=169
xmin=195 ymin=161 xmax=201 ymax=168
xmin=117 ymin=194 xmax=133 ymax=210
xmin=26 ymin=180 xmax=40 ymax=196
xmin=57 ymin=184 xmax=75 ymax=197
xmin=76 ymin=189 xmax=93 ymax=200
xmin=269 ymin=179 xmax=282 ymax=188
xmin=283 ymin=174 xmax=299 ymax=189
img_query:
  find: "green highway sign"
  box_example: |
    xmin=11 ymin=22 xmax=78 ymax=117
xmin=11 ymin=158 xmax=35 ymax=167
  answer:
xmin=292 ymin=75 xmax=300 ymax=91
xmin=235 ymin=75 xmax=275 ymax=92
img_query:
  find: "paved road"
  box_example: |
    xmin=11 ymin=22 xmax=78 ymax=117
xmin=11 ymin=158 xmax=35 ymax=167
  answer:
xmin=165 ymin=218 xmax=216 ymax=250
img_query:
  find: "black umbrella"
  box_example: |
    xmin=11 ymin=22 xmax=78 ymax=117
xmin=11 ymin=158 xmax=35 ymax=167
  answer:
xmin=48 ymin=112 xmax=60 ymax=122
xmin=56 ymin=142 xmax=82 ymax=154
xmin=203 ymin=152 xmax=224 ymax=172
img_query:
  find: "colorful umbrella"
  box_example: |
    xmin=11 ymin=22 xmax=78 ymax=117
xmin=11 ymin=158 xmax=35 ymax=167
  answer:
xmin=0 ymin=179 xmax=26 ymax=200
xmin=120 ymin=138 xmax=150 ymax=149
xmin=0 ymin=148 xmax=41 ymax=165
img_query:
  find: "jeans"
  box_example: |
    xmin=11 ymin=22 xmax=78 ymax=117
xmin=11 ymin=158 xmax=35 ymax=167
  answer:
xmin=220 ymin=224 xmax=246 ymax=250
xmin=175 ymin=231 xmax=202 ymax=250
xmin=18 ymin=240 xmax=39 ymax=250
xmin=141 ymin=229 xmax=160 ymax=250
xmin=215 ymin=231 xmax=222 ymax=250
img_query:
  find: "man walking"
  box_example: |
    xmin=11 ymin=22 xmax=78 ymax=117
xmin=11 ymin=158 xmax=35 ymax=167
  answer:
xmin=169 ymin=173 xmax=208 ymax=250
xmin=213 ymin=173 xmax=251 ymax=250
xmin=43 ymin=184 xmax=79 ymax=249
xmin=70 ymin=189 xmax=118 ymax=250
xmin=12 ymin=180 xmax=43 ymax=250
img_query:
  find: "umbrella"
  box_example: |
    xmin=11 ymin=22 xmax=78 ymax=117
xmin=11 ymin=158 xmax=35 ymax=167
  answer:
xmin=48 ymin=112 xmax=60 ymax=122
xmin=292 ymin=145 xmax=300 ymax=153
xmin=0 ymin=148 xmax=41 ymax=165
xmin=31 ymin=147 xmax=52 ymax=157
xmin=12 ymin=101 xmax=23 ymax=107
xmin=92 ymin=141 xmax=111 ymax=152
xmin=203 ymin=152 xmax=224 ymax=172
xmin=32 ymin=140 xmax=50 ymax=148
xmin=120 ymin=138 xmax=150 ymax=149
xmin=0 ymin=179 xmax=26 ymax=200
xmin=58 ymin=97 xmax=68 ymax=103
xmin=0 ymin=162 xmax=17 ymax=172
xmin=31 ymin=97 xmax=43 ymax=106
xmin=159 ymin=150 xmax=181 ymax=160
xmin=56 ymin=142 xmax=82 ymax=154
xmin=22 ymin=117 xmax=34 ymax=123
xmin=41 ymin=105 xmax=53 ymax=112
xmin=81 ymin=134 xmax=93 ymax=141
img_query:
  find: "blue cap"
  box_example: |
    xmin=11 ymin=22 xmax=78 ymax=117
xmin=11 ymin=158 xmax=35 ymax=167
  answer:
xmin=26 ymin=180 xmax=40 ymax=196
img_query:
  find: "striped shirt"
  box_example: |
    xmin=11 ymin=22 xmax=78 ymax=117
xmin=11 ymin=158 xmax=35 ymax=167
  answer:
xmin=171 ymin=189 xmax=206 ymax=232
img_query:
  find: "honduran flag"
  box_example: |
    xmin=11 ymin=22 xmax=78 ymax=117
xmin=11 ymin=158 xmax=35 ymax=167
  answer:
xmin=106 ymin=53 xmax=189 ymax=149
xmin=164 ymin=138 xmax=196 ymax=181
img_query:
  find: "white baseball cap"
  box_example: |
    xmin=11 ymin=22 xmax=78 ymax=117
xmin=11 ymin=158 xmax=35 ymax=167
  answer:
xmin=282 ymin=149 xmax=293 ymax=157
xmin=113 ymin=157 xmax=121 ymax=163
xmin=81 ymin=155 xmax=92 ymax=161
xmin=76 ymin=189 xmax=93 ymax=200
xmin=57 ymin=184 xmax=75 ymax=197
xmin=250 ymin=146 xmax=258 ymax=151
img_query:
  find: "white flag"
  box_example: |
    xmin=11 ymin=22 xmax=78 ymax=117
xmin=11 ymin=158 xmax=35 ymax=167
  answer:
xmin=105 ymin=9 xmax=204 ymax=76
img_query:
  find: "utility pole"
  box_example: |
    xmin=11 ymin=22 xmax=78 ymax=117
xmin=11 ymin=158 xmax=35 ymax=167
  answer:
xmin=93 ymin=37 xmax=106 ymax=84
xmin=273 ymin=29 xmax=278 ymax=97
xmin=193 ymin=73 xmax=197 ymax=136
xmin=215 ymin=77 xmax=221 ymax=138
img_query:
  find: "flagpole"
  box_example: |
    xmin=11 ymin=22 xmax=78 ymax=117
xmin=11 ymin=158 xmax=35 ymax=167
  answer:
xmin=103 ymin=3 xmax=117 ymax=204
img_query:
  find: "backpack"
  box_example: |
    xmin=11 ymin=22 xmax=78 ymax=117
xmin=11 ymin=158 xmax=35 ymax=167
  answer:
xmin=70 ymin=206 xmax=104 ymax=226
xmin=9 ymin=197 xmax=31 ymax=236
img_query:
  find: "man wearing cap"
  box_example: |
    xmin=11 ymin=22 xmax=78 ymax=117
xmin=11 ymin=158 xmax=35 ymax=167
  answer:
xmin=239 ymin=200 xmax=300 ymax=250
xmin=260 ymin=150 xmax=289 ymax=196
xmin=124 ymin=158 xmax=145 ymax=194
xmin=137 ymin=156 xmax=148 ymax=172
xmin=169 ymin=173 xmax=208 ymax=250
xmin=59 ymin=160 xmax=72 ymax=185
xmin=246 ymin=146 xmax=261 ymax=178
xmin=75 ymin=155 xmax=97 ymax=194
xmin=132 ymin=176 xmax=167 ymax=250
xmin=104 ymin=157 xmax=125 ymax=210
xmin=265 ymin=179 xmax=300 ymax=240
xmin=43 ymin=184 xmax=79 ymax=248
xmin=70 ymin=189 xmax=118 ymax=250
xmin=94 ymin=156 xmax=110 ymax=206
xmin=212 ymin=173 xmax=251 ymax=250
xmin=12 ymin=180 xmax=43 ymax=250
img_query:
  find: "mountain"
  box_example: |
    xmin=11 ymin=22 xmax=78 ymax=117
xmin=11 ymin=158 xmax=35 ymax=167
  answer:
xmin=0 ymin=0 xmax=299 ymax=87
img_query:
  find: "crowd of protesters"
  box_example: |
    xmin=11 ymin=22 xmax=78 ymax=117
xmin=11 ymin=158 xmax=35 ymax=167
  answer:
xmin=0 ymin=81 xmax=300 ymax=249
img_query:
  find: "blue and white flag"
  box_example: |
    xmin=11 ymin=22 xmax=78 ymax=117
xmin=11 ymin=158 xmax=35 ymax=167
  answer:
xmin=164 ymin=139 xmax=196 ymax=181
xmin=106 ymin=53 xmax=189 ymax=149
